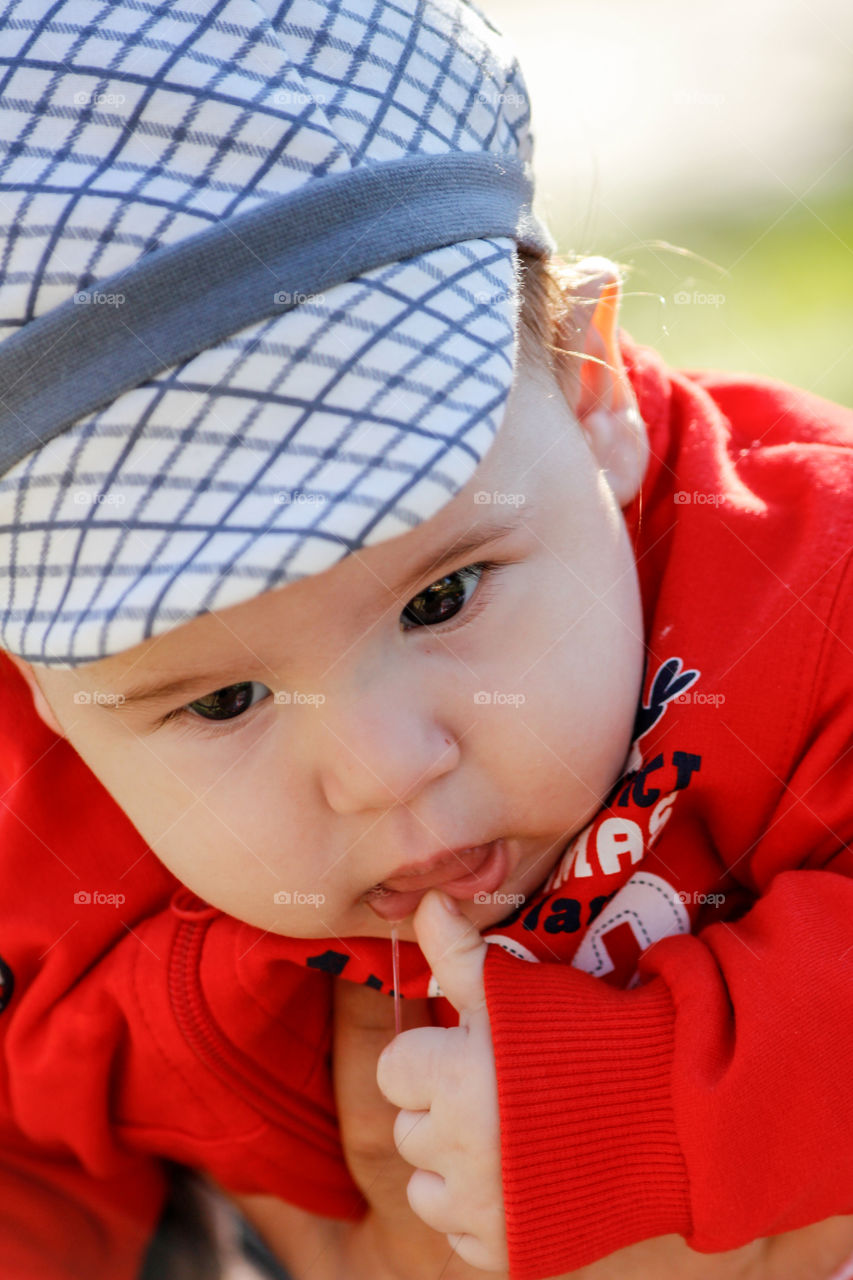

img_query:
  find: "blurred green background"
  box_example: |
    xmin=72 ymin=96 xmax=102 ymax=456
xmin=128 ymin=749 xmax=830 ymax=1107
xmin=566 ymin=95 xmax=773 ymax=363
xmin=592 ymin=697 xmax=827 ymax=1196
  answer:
xmin=483 ymin=0 xmax=853 ymax=406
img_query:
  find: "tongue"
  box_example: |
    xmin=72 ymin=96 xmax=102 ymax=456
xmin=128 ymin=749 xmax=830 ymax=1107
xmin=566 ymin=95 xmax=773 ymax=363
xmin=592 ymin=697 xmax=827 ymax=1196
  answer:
xmin=442 ymin=839 xmax=507 ymax=898
xmin=381 ymin=844 xmax=493 ymax=893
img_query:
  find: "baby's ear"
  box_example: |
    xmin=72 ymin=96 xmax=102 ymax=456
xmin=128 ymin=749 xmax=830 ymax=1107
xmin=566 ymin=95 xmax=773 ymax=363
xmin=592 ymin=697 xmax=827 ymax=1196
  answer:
xmin=552 ymin=256 xmax=648 ymax=508
xmin=3 ymin=652 xmax=66 ymax=738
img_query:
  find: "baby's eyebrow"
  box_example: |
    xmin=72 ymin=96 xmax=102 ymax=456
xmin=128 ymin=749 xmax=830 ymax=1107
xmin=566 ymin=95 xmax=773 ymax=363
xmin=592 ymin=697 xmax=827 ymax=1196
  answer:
xmin=386 ymin=511 xmax=527 ymax=600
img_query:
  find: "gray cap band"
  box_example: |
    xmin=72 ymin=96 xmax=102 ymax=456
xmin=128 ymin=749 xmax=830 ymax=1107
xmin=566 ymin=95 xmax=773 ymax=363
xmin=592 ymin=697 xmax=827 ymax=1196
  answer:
xmin=0 ymin=151 xmax=551 ymax=477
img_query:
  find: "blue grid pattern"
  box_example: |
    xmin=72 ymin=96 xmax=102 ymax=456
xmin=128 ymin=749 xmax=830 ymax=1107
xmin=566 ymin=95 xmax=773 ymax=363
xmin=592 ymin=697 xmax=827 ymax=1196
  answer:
xmin=0 ymin=0 xmax=545 ymax=665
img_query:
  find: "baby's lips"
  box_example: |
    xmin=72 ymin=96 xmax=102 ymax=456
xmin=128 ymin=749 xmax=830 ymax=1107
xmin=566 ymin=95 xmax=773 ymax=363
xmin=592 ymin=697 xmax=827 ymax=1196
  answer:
xmin=365 ymin=840 xmax=509 ymax=921
xmin=381 ymin=841 xmax=497 ymax=893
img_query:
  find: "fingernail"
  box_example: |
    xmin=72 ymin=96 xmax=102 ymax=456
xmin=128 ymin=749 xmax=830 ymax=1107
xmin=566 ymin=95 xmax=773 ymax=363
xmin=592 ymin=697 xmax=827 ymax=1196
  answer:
xmin=438 ymin=891 xmax=461 ymax=915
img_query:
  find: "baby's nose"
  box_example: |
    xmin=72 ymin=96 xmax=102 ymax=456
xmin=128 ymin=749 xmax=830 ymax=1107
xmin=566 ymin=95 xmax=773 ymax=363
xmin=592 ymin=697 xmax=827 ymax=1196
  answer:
xmin=318 ymin=694 xmax=459 ymax=814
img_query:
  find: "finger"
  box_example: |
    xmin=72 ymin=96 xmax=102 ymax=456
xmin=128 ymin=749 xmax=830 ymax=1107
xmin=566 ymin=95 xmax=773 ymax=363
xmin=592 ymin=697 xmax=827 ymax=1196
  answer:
xmin=448 ymin=1231 xmax=508 ymax=1272
xmin=405 ymin=1168 xmax=464 ymax=1236
xmin=413 ymin=890 xmax=488 ymax=1019
xmin=392 ymin=1108 xmax=440 ymax=1172
xmin=377 ymin=1024 xmax=464 ymax=1110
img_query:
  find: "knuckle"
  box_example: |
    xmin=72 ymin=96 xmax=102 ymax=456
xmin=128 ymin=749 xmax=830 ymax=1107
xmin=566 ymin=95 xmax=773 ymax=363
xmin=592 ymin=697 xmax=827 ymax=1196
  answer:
xmin=405 ymin=1168 xmax=433 ymax=1219
xmin=392 ymin=1108 xmax=423 ymax=1154
xmin=453 ymin=1233 xmax=505 ymax=1271
xmin=376 ymin=1041 xmax=402 ymax=1096
xmin=406 ymin=1167 xmax=442 ymax=1221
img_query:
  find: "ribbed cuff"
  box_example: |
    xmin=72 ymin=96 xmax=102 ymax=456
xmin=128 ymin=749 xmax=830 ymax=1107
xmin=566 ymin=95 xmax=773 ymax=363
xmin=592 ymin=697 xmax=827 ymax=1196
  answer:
xmin=484 ymin=947 xmax=692 ymax=1280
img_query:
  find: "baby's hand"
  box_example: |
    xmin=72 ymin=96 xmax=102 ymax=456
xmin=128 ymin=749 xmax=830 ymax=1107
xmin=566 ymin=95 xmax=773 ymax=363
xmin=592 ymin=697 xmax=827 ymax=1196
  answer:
xmin=377 ymin=890 xmax=508 ymax=1272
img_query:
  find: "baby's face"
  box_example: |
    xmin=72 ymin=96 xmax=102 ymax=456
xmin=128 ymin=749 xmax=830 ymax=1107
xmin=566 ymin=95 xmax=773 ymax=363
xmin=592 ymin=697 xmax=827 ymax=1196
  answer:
xmin=22 ymin=346 xmax=647 ymax=943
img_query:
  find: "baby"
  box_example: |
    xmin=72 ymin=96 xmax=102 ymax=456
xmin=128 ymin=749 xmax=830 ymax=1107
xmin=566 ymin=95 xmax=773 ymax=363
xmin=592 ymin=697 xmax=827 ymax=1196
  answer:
xmin=2 ymin=1 xmax=853 ymax=1278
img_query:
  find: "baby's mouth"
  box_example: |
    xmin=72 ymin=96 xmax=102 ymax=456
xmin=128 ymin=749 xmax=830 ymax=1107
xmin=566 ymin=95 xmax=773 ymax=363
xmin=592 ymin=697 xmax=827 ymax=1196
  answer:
xmin=363 ymin=839 xmax=509 ymax=922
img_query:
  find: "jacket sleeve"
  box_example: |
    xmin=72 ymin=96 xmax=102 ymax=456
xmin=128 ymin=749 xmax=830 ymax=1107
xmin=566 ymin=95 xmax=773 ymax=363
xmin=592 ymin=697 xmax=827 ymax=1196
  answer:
xmin=5 ymin=901 xmax=366 ymax=1223
xmin=483 ymin=565 xmax=853 ymax=1280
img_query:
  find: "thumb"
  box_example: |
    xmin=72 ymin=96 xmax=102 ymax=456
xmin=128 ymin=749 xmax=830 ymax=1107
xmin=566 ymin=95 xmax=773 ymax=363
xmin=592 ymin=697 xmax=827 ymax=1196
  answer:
xmin=413 ymin=890 xmax=487 ymax=1020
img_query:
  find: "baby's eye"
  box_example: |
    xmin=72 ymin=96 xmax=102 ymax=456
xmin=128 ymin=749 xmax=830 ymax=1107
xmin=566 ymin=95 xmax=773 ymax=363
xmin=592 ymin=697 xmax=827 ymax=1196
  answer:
xmin=400 ymin=563 xmax=487 ymax=630
xmin=184 ymin=680 xmax=272 ymax=722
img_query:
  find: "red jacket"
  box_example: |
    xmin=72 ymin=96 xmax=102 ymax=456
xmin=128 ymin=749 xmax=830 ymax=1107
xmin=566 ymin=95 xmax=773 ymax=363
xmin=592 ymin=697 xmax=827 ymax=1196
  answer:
xmin=483 ymin=337 xmax=853 ymax=1277
xmin=2 ymin=333 xmax=852 ymax=1277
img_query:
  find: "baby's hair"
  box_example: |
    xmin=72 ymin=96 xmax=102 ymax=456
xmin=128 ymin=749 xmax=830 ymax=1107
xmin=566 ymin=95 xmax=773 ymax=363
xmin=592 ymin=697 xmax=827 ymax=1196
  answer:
xmin=517 ymin=247 xmax=627 ymax=379
xmin=516 ymin=247 xmax=645 ymax=538
xmin=516 ymin=247 xmax=570 ymax=366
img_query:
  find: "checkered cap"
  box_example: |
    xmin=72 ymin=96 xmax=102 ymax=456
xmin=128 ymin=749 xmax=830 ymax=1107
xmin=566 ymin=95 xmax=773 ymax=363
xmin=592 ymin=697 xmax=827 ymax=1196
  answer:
xmin=0 ymin=0 xmax=554 ymax=666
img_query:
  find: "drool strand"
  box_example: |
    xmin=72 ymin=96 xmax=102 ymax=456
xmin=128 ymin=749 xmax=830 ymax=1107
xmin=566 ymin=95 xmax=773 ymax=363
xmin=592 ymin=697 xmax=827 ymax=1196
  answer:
xmin=390 ymin=926 xmax=402 ymax=1036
